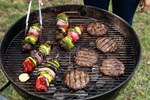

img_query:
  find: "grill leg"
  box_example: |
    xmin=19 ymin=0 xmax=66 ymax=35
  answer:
xmin=0 ymin=59 xmax=11 ymax=100
xmin=0 ymin=81 xmax=11 ymax=93
xmin=0 ymin=81 xmax=11 ymax=100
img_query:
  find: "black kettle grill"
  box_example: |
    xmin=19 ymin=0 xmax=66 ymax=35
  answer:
xmin=0 ymin=5 xmax=141 ymax=100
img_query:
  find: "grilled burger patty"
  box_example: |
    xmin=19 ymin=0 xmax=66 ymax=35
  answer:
xmin=87 ymin=22 xmax=108 ymax=36
xmin=100 ymin=59 xmax=125 ymax=76
xmin=75 ymin=48 xmax=98 ymax=67
xmin=64 ymin=70 xmax=90 ymax=90
xmin=96 ymin=37 xmax=118 ymax=53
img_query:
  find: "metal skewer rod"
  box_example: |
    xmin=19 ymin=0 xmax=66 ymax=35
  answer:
xmin=55 ymin=53 xmax=59 ymax=59
xmin=38 ymin=0 xmax=43 ymax=38
xmin=25 ymin=0 xmax=32 ymax=36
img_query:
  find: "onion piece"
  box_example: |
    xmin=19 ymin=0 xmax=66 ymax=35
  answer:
xmin=19 ymin=73 xmax=30 ymax=82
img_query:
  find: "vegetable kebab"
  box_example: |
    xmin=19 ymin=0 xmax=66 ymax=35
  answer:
xmin=35 ymin=57 xmax=60 ymax=92
xmin=55 ymin=12 xmax=69 ymax=41
xmin=22 ymin=41 xmax=52 ymax=73
xmin=22 ymin=24 xmax=40 ymax=53
xmin=59 ymin=25 xmax=84 ymax=51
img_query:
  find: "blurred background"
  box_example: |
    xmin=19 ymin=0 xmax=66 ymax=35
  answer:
xmin=0 ymin=0 xmax=149 ymax=100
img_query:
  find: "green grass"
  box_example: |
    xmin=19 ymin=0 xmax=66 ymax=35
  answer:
xmin=0 ymin=0 xmax=150 ymax=100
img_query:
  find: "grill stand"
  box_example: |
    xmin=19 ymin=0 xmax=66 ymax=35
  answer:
xmin=0 ymin=46 xmax=10 ymax=99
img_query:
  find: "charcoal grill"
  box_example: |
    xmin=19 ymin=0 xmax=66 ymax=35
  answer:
xmin=0 ymin=5 xmax=141 ymax=100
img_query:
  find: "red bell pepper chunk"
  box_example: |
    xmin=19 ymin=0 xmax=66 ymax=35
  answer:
xmin=80 ymin=25 xmax=84 ymax=32
xmin=35 ymin=76 xmax=48 ymax=92
xmin=22 ymin=59 xmax=35 ymax=73
xmin=68 ymin=32 xmax=79 ymax=43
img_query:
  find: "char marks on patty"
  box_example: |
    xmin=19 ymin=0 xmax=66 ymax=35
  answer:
xmin=87 ymin=22 xmax=108 ymax=36
xmin=100 ymin=58 xmax=125 ymax=77
xmin=64 ymin=70 xmax=90 ymax=90
xmin=96 ymin=37 xmax=118 ymax=53
xmin=75 ymin=48 xmax=98 ymax=67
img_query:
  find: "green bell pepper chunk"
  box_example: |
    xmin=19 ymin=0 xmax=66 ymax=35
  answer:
xmin=56 ymin=13 xmax=68 ymax=22
xmin=61 ymin=36 xmax=74 ymax=50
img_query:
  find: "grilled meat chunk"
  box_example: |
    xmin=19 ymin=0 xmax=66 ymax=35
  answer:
xmin=64 ymin=70 xmax=90 ymax=90
xmin=100 ymin=59 xmax=125 ymax=76
xmin=75 ymin=48 xmax=98 ymax=67
xmin=22 ymin=43 xmax=32 ymax=53
xmin=96 ymin=37 xmax=118 ymax=53
xmin=87 ymin=22 xmax=108 ymax=36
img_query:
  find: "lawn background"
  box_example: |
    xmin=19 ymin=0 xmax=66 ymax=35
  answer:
xmin=0 ymin=0 xmax=150 ymax=100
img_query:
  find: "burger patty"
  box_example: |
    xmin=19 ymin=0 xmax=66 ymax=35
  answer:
xmin=75 ymin=48 xmax=98 ymax=67
xmin=100 ymin=59 xmax=125 ymax=77
xmin=96 ymin=37 xmax=118 ymax=53
xmin=87 ymin=22 xmax=108 ymax=36
xmin=64 ymin=70 xmax=90 ymax=90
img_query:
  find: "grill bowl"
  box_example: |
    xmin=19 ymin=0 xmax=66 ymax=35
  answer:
xmin=0 ymin=5 xmax=141 ymax=100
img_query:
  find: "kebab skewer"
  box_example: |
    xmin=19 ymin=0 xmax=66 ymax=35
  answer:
xmin=59 ymin=25 xmax=84 ymax=51
xmin=55 ymin=12 xmax=84 ymax=51
xmin=55 ymin=12 xmax=69 ymax=41
xmin=22 ymin=24 xmax=40 ymax=53
xmin=22 ymin=41 xmax=52 ymax=73
xmin=35 ymin=56 xmax=60 ymax=92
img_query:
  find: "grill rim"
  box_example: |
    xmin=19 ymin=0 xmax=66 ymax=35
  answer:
xmin=0 ymin=4 xmax=141 ymax=100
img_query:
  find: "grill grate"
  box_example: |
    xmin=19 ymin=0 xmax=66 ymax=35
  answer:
xmin=3 ymin=12 xmax=135 ymax=100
